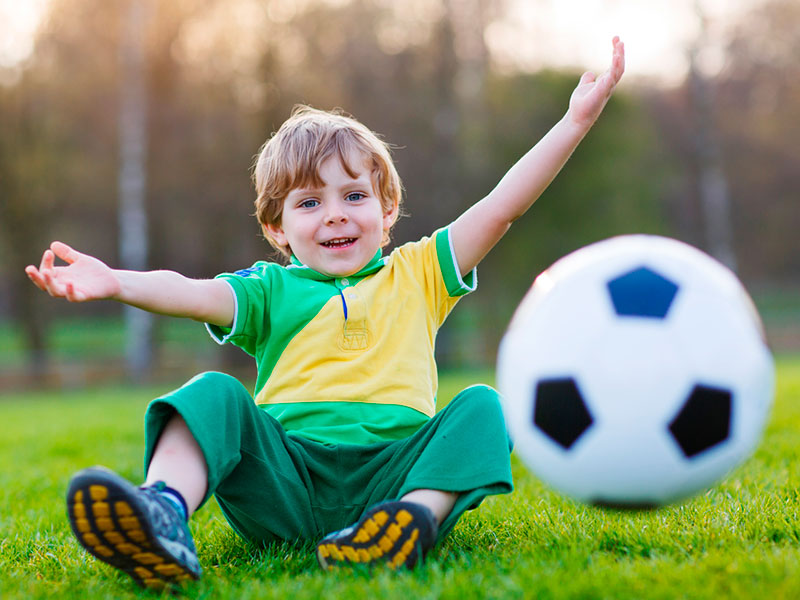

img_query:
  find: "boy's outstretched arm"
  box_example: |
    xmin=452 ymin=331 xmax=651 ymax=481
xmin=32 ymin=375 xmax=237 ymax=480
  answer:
xmin=25 ymin=241 xmax=234 ymax=327
xmin=449 ymin=36 xmax=625 ymax=276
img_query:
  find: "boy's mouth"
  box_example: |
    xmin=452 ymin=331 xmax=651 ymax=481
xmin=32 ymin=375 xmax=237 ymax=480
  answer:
xmin=321 ymin=238 xmax=356 ymax=248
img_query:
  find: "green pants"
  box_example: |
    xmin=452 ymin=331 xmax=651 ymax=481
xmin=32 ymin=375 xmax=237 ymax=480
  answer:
xmin=143 ymin=372 xmax=513 ymax=545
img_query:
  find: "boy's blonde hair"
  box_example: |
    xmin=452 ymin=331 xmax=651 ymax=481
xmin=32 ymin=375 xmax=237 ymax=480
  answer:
xmin=253 ymin=106 xmax=403 ymax=257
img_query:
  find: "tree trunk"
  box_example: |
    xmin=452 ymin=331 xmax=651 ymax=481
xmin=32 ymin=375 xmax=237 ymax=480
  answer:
xmin=689 ymin=2 xmax=738 ymax=272
xmin=0 ymin=83 xmax=53 ymax=383
xmin=119 ymin=0 xmax=153 ymax=380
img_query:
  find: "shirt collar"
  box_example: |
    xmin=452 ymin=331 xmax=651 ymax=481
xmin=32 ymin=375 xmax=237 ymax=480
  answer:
xmin=287 ymin=250 xmax=386 ymax=282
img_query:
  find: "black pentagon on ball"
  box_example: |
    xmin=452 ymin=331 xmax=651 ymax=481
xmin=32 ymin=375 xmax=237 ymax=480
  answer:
xmin=668 ymin=384 xmax=732 ymax=458
xmin=606 ymin=266 xmax=679 ymax=319
xmin=533 ymin=378 xmax=594 ymax=450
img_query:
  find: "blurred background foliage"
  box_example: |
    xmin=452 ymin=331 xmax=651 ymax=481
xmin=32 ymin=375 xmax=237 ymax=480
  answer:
xmin=0 ymin=0 xmax=798 ymax=388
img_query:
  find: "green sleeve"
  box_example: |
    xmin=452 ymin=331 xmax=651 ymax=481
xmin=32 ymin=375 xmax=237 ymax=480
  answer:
xmin=435 ymin=226 xmax=477 ymax=297
xmin=205 ymin=262 xmax=272 ymax=357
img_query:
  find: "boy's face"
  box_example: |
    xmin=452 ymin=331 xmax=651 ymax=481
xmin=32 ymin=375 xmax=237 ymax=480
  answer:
xmin=266 ymin=154 xmax=397 ymax=277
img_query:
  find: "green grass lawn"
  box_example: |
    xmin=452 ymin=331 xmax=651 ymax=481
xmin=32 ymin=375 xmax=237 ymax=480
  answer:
xmin=2 ymin=362 xmax=800 ymax=599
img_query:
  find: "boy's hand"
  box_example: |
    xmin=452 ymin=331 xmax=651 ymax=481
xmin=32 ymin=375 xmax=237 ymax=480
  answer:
xmin=25 ymin=241 xmax=121 ymax=302
xmin=26 ymin=241 xmax=235 ymax=325
xmin=567 ymin=36 xmax=625 ymax=130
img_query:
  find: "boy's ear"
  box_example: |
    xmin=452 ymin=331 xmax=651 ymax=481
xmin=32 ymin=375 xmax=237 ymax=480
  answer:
xmin=382 ymin=200 xmax=399 ymax=230
xmin=263 ymin=223 xmax=288 ymax=247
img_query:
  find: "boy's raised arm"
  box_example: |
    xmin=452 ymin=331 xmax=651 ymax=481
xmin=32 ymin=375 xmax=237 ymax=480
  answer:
xmin=449 ymin=37 xmax=625 ymax=277
xmin=25 ymin=241 xmax=235 ymax=327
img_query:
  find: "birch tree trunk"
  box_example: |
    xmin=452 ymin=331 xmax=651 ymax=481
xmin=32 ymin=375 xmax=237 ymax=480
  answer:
xmin=689 ymin=2 xmax=738 ymax=272
xmin=119 ymin=0 xmax=152 ymax=380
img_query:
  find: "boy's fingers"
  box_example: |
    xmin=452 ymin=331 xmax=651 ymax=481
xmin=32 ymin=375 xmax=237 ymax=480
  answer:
xmin=51 ymin=241 xmax=79 ymax=265
xmin=612 ymin=39 xmax=625 ymax=78
xmin=39 ymin=249 xmax=54 ymax=273
xmin=42 ymin=269 xmax=67 ymax=297
xmin=66 ymin=282 xmax=81 ymax=302
xmin=66 ymin=281 xmax=88 ymax=302
xmin=578 ymin=71 xmax=596 ymax=86
xmin=41 ymin=270 xmax=55 ymax=295
xmin=25 ymin=266 xmax=47 ymax=292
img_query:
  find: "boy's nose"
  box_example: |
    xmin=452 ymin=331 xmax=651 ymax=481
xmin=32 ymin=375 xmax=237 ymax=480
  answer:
xmin=324 ymin=203 xmax=348 ymax=224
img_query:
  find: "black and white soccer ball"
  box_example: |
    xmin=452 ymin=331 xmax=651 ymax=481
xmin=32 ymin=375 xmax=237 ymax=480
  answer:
xmin=497 ymin=235 xmax=774 ymax=508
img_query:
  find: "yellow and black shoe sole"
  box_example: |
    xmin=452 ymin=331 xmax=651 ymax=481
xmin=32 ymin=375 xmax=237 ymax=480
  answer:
xmin=66 ymin=467 xmax=200 ymax=589
xmin=316 ymin=501 xmax=437 ymax=570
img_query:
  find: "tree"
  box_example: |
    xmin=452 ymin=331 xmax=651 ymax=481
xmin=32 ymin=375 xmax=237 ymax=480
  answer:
xmin=687 ymin=0 xmax=737 ymax=272
xmin=0 ymin=78 xmax=59 ymax=380
xmin=651 ymin=0 xmax=800 ymax=282
xmin=118 ymin=0 xmax=153 ymax=380
xmin=714 ymin=0 xmax=800 ymax=281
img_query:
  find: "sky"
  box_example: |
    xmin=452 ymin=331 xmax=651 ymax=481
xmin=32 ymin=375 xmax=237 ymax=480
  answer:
xmin=0 ymin=0 xmax=50 ymax=69
xmin=0 ymin=0 xmax=763 ymax=84
xmin=491 ymin=0 xmax=762 ymax=84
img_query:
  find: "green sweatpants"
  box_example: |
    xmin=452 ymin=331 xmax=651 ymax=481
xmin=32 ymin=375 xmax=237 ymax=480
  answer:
xmin=143 ymin=371 xmax=513 ymax=545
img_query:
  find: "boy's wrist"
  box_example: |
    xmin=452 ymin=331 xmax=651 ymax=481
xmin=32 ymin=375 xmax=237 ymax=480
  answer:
xmin=561 ymin=111 xmax=595 ymax=138
xmin=112 ymin=269 xmax=138 ymax=303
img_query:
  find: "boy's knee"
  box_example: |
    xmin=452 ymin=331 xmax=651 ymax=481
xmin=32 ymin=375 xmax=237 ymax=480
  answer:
xmin=153 ymin=371 xmax=254 ymax=422
xmin=189 ymin=370 xmax=241 ymax=388
xmin=448 ymin=384 xmax=511 ymax=449
xmin=184 ymin=371 xmax=250 ymax=401
xmin=452 ymin=384 xmax=503 ymax=416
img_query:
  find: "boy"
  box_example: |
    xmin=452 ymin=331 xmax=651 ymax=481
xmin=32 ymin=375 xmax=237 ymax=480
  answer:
xmin=26 ymin=38 xmax=624 ymax=587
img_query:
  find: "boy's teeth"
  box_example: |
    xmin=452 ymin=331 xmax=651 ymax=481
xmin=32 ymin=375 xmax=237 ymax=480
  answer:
xmin=323 ymin=238 xmax=355 ymax=247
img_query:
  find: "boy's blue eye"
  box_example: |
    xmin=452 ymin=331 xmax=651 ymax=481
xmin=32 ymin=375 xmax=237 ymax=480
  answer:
xmin=299 ymin=199 xmax=319 ymax=208
xmin=346 ymin=192 xmax=365 ymax=202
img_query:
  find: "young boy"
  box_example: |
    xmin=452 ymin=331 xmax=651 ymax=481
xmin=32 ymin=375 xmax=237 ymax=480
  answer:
xmin=26 ymin=38 xmax=624 ymax=588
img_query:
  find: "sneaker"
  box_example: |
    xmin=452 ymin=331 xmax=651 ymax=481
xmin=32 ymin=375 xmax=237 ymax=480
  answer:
xmin=66 ymin=466 xmax=201 ymax=588
xmin=316 ymin=501 xmax=438 ymax=570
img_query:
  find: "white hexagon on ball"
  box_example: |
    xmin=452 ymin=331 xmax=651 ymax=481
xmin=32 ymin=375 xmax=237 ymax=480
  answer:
xmin=497 ymin=235 xmax=774 ymax=507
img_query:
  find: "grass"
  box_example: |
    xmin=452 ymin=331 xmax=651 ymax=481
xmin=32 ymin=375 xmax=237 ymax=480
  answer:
xmin=2 ymin=361 xmax=800 ymax=599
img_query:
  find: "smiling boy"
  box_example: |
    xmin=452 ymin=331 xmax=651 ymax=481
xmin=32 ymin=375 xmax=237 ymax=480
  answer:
xmin=26 ymin=38 xmax=624 ymax=588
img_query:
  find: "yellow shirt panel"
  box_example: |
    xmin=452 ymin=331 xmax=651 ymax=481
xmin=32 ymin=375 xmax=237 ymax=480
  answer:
xmin=255 ymin=234 xmax=461 ymax=417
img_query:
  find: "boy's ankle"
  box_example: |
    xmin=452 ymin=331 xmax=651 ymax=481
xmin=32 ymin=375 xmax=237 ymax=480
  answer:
xmin=142 ymin=481 xmax=189 ymax=521
xmin=400 ymin=489 xmax=457 ymax=525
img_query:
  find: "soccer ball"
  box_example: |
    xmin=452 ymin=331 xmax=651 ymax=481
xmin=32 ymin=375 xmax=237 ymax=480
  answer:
xmin=497 ymin=235 xmax=774 ymax=507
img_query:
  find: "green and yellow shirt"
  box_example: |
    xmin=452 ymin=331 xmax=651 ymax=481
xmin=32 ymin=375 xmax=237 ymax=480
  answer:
xmin=206 ymin=227 xmax=476 ymax=445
